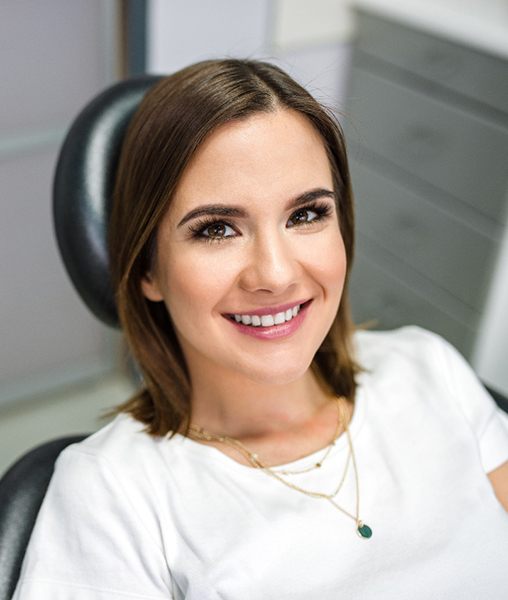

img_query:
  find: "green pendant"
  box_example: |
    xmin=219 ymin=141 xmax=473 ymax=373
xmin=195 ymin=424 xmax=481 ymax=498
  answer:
xmin=357 ymin=522 xmax=373 ymax=539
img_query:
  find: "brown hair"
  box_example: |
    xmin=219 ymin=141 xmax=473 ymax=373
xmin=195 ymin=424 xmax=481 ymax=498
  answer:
xmin=109 ymin=58 xmax=359 ymax=436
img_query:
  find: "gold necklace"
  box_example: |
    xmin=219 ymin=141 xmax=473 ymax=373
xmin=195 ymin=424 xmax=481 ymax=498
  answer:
xmin=271 ymin=395 xmax=343 ymax=476
xmin=191 ymin=396 xmax=342 ymax=476
xmin=188 ymin=397 xmax=372 ymax=539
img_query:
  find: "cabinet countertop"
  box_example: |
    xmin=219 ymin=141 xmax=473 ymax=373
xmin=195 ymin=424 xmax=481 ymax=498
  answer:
xmin=352 ymin=0 xmax=508 ymax=60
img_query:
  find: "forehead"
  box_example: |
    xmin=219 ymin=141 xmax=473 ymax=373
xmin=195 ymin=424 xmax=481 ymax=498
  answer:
xmin=170 ymin=108 xmax=333 ymax=217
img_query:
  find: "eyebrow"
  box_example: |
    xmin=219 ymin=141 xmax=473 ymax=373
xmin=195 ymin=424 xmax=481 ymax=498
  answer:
xmin=176 ymin=188 xmax=336 ymax=228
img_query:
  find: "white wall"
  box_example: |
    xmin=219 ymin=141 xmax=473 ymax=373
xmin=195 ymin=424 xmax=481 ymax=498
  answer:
xmin=147 ymin=0 xmax=353 ymax=112
xmin=148 ymin=0 xmax=272 ymax=73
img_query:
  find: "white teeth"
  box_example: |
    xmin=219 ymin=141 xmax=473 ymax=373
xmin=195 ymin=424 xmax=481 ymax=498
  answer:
xmin=274 ymin=312 xmax=285 ymax=325
xmin=261 ymin=314 xmax=274 ymax=327
xmin=232 ymin=303 xmax=304 ymax=327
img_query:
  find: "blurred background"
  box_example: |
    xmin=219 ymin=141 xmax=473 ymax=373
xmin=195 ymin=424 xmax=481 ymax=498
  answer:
xmin=1 ymin=0 xmax=507 ymax=475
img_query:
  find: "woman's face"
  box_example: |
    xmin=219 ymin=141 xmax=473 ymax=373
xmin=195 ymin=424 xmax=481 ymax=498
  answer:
xmin=142 ymin=108 xmax=347 ymax=386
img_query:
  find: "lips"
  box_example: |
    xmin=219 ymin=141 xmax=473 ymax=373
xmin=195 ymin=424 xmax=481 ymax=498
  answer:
xmin=225 ymin=299 xmax=311 ymax=322
xmin=223 ymin=300 xmax=312 ymax=342
xmin=233 ymin=304 xmax=301 ymax=327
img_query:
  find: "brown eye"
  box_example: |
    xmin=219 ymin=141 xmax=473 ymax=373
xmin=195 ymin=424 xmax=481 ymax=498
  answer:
xmin=202 ymin=222 xmax=235 ymax=239
xmin=288 ymin=208 xmax=318 ymax=227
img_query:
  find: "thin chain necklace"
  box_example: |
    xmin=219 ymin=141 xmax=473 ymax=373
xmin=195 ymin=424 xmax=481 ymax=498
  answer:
xmin=188 ymin=397 xmax=373 ymax=539
xmin=190 ymin=396 xmax=343 ymax=476
xmin=270 ymin=395 xmax=342 ymax=476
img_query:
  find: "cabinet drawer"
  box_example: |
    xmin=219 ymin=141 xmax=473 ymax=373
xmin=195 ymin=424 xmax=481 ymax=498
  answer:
xmin=350 ymin=160 xmax=496 ymax=311
xmin=349 ymin=251 xmax=476 ymax=357
xmin=346 ymin=67 xmax=508 ymax=223
xmin=355 ymin=11 xmax=508 ymax=115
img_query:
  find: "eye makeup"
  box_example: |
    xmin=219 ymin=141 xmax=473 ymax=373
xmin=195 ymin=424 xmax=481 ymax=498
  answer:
xmin=187 ymin=200 xmax=335 ymax=244
xmin=286 ymin=201 xmax=333 ymax=228
xmin=188 ymin=219 xmax=238 ymax=243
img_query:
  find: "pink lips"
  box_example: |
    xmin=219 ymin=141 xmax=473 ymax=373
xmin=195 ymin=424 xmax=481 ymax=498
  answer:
xmin=224 ymin=300 xmax=312 ymax=340
xmin=227 ymin=299 xmax=308 ymax=318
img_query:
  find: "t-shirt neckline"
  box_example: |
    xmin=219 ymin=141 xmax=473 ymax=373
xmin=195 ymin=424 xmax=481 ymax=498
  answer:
xmin=171 ymin=386 xmax=367 ymax=474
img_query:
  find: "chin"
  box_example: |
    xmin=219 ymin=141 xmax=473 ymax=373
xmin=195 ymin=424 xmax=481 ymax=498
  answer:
xmin=238 ymin=359 xmax=313 ymax=387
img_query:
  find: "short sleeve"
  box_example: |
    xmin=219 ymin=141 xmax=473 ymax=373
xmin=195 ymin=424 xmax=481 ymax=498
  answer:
xmin=13 ymin=447 xmax=173 ymax=599
xmin=433 ymin=332 xmax=508 ymax=474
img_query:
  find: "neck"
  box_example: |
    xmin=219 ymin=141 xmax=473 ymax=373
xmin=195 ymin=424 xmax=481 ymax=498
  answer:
xmin=187 ymin=364 xmax=332 ymax=440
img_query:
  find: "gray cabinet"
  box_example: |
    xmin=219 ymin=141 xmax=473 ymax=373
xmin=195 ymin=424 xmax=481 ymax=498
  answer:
xmin=345 ymin=9 xmax=508 ymax=357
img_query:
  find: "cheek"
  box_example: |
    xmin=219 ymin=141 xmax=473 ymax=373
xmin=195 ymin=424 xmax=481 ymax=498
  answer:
xmin=305 ymin=228 xmax=347 ymax=291
xmin=162 ymin=250 xmax=234 ymax=322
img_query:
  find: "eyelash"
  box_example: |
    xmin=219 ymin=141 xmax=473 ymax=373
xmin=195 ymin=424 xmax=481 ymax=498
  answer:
xmin=188 ymin=201 xmax=334 ymax=245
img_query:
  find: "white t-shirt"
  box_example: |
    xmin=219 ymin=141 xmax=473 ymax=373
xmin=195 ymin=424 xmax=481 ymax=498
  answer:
xmin=13 ymin=326 xmax=508 ymax=599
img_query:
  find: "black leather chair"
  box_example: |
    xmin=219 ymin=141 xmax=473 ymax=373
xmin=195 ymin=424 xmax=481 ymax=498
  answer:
xmin=487 ymin=385 xmax=508 ymax=416
xmin=54 ymin=74 xmax=161 ymax=327
xmin=0 ymin=75 xmax=161 ymax=600
xmin=1 ymin=73 xmax=508 ymax=600
xmin=0 ymin=436 xmax=87 ymax=599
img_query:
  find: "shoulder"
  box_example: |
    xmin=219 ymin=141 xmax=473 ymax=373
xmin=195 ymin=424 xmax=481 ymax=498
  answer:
xmin=48 ymin=413 xmax=164 ymax=510
xmin=352 ymin=325 xmax=456 ymax=415
xmin=48 ymin=413 xmax=172 ymax=520
xmin=77 ymin=411 xmax=161 ymax=455
xmin=16 ymin=419 xmax=174 ymax=598
xmin=353 ymin=325 xmax=447 ymax=378
xmin=17 ymin=414 xmax=175 ymax=589
xmin=60 ymin=412 xmax=166 ymax=473
xmin=352 ymin=324 xmax=483 ymax=402
xmin=354 ymin=326 xmax=508 ymax=473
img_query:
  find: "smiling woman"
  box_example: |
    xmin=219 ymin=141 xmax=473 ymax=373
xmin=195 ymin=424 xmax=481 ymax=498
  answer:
xmin=13 ymin=59 xmax=508 ymax=600
xmin=139 ymin=108 xmax=347 ymax=413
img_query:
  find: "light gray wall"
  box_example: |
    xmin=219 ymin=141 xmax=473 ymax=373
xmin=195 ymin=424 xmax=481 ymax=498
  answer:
xmin=0 ymin=0 xmax=119 ymax=408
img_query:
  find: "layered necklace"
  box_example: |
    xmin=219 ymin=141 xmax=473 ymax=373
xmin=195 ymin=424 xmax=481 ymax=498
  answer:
xmin=188 ymin=396 xmax=372 ymax=539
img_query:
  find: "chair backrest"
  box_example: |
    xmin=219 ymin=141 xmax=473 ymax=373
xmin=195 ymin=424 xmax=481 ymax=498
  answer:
xmin=53 ymin=75 xmax=161 ymax=327
xmin=486 ymin=385 xmax=508 ymax=415
xmin=0 ymin=435 xmax=87 ymax=600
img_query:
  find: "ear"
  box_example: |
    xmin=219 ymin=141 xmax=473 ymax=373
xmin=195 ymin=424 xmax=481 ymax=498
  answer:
xmin=141 ymin=272 xmax=164 ymax=302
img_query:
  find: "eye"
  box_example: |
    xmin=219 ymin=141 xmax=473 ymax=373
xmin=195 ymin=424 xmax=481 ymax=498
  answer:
xmin=288 ymin=208 xmax=318 ymax=226
xmin=287 ymin=202 xmax=332 ymax=228
xmin=190 ymin=219 xmax=237 ymax=242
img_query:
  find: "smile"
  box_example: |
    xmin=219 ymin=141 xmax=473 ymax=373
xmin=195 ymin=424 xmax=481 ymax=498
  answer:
xmin=224 ymin=300 xmax=312 ymax=340
xmin=225 ymin=300 xmax=312 ymax=328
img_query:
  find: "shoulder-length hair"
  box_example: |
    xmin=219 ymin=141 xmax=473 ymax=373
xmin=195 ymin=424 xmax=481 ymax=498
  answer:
xmin=109 ymin=58 xmax=359 ymax=436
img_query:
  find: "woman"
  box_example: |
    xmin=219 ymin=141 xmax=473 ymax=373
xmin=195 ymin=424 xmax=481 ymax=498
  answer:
xmin=14 ymin=59 xmax=508 ymax=599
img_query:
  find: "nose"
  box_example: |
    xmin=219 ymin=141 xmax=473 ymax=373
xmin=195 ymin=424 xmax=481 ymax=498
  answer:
xmin=238 ymin=230 xmax=300 ymax=295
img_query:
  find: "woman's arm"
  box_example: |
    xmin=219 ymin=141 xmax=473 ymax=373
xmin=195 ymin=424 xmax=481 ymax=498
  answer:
xmin=488 ymin=460 xmax=508 ymax=512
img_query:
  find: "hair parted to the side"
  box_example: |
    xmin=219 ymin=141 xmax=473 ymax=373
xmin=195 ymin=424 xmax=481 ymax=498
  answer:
xmin=109 ymin=58 xmax=360 ymax=437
